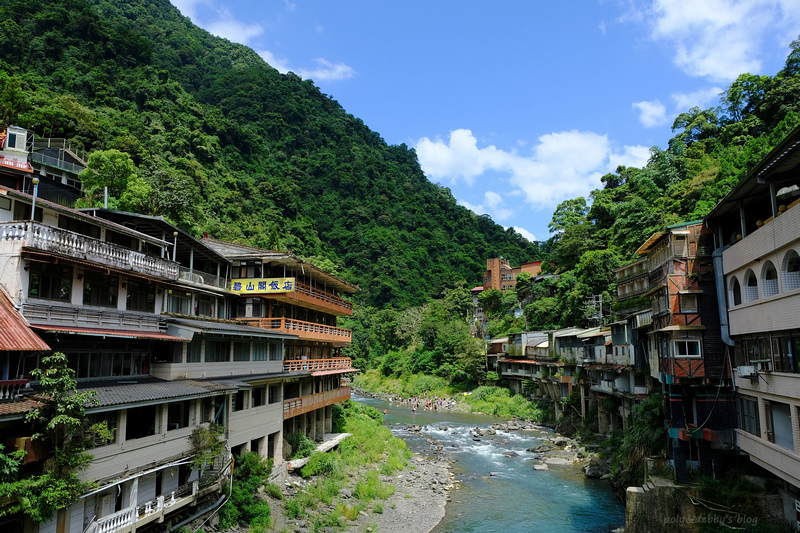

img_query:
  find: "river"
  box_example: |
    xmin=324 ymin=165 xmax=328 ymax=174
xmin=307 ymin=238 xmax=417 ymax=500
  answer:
xmin=355 ymin=395 xmax=625 ymax=533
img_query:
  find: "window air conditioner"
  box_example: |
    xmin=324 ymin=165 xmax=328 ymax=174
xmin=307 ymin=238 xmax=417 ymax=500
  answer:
xmin=737 ymin=366 xmax=755 ymax=378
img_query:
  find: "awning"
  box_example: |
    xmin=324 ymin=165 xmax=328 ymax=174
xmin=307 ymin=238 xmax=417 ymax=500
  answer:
xmin=0 ymin=291 xmax=50 ymax=351
xmin=311 ymin=368 xmax=359 ymax=376
xmin=29 ymin=324 xmax=184 ymax=342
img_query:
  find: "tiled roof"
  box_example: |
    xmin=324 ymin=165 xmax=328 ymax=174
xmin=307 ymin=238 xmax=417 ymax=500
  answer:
xmin=29 ymin=324 xmax=183 ymax=342
xmin=0 ymin=398 xmax=41 ymax=418
xmin=77 ymin=377 xmax=240 ymax=409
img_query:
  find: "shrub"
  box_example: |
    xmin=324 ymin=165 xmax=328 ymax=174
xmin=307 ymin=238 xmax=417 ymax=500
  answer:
xmin=289 ymin=433 xmax=317 ymax=459
xmin=301 ymin=452 xmax=341 ymax=479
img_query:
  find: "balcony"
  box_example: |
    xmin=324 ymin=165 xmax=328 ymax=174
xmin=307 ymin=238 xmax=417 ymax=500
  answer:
xmin=178 ymin=266 xmax=227 ymax=290
xmin=283 ymin=357 xmax=353 ymax=372
xmin=284 ymin=387 xmax=351 ymax=419
xmin=0 ymin=222 xmax=179 ymax=280
xmin=261 ymin=280 xmax=353 ymax=316
xmin=240 ymin=317 xmax=352 ymax=345
xmin=21 ymin=301 xmax=163 ymax=333
xmin=0 ymin=379 xmax=30 ymax=401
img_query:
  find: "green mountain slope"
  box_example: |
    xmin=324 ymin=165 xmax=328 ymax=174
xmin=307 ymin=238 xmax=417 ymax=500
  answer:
xmin=0 ymin=0 xmax=543 ymax=308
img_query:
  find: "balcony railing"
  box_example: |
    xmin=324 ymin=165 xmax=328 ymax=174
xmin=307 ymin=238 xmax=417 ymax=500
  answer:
xmin=178 ymin=266 xmax=227 ymax=290
xmin=295 ymin=281 xmax=353 ymax=312
xmin=29 ymin=151 xmax=85 ymax=175
xmin=283 ymin=357 xmax=353 ymax=372
xmin=21 ymin=301 xmax=163 ymax=332
xmin=0 ymin=379 xmax=30 ymax=401
xmin=240 ymin=317 xmax=352 ymax=344
xmin=284 ymin=387 xmax=351 ymax=419
xmin=0 ymin=222 xmax=179 ymax=280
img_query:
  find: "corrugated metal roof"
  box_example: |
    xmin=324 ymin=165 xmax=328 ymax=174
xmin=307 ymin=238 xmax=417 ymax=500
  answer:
xmin=29 ymin=324 xmax=183 ymax=342
xmin=76 ymin=377 xmax=240 ymax=409
xmin=0 ymin=289 xmax=50 ymax=351
xmin=167 ymin=317 xmax=297 ymax=340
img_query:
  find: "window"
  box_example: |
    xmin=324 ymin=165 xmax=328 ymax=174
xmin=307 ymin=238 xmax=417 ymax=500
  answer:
xmin=729 ymin=277 xmax=742 ymax=306
xmin=126 ymin=405 xmax=158 ymax=440
xmin=232 ymin=390 xmax=246 ymax=411
xmin=743 ymin=269 xmax=758 ymax=302
xmin=269 ymin=343 xmax=282 ymax=361
xmin=233 ymin=342 xmax=250 ymax=361
xmin=67 ymin=352 xmax=147 ymax=378
xmin=252 ymin=343 xmax=267 ymax=361
xmin=0 ymin=197 xmax=11 ymax=211
xmin=202 ymin=395 xmax=225 ymax=424
xmin=83 ymin=272 xmax=119 ymax=307
xmin=674 ymin=340 xmax=701 ymax=358
xmin=187 ymin=339 xmax=202 ymax=363
xmin=28 ymin=263 xmax=72 ymax=301
xmin=167 ymin=401 xmax=190 ymax=430
xmin=679 ymin=294 xmax=698 ymax=313
xmin=761 ymin=261 xmax=778 ymax=297
xmin=252 ymin=386 xmax=266 ymax=407
xmin=87 ymin=412 xmax=118 ymax=446
xmin=205 ymin=340 xmax=229 ymax=363
xmin=782 ymin=250 xmax=800 ymax=291
xmin=196 ymin=294 xmax=214 ymax=317
xmin=126 ymin=280 xmax=155 ymax=313
xmin=737 ymin=396 xmax=759 ymax=436
xmin=765 ymin=401 xmax=794 ymax=450
xmin=268 ymin=384 xmax=281 ymax=404
xmin=167 ymin=290 xmax=192 ymax=315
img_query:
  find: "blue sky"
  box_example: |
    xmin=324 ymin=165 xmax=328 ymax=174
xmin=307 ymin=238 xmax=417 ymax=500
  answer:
xmin=170 ymin=0 xmax=800 ymax=242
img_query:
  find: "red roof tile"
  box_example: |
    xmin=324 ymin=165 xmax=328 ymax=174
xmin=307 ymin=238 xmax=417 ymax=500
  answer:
xmin=28 ymin=325 xmax=183 ymax=342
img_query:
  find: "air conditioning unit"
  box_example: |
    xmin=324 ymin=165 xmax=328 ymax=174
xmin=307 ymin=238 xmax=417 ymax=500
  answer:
xmin=737 ymin=366 xmax=756 ymax=378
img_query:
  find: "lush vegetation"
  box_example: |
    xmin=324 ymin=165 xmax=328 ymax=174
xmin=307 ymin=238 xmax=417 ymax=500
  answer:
xmin=282 ymin=401 xmax=411 ymax=531
xmin=0 ymin=353 xmax=109 ymax=522
xmin=0 ymin=0 xmax=543 ymax=310
xmin=218 ymin=453 xmax=275 ymax=531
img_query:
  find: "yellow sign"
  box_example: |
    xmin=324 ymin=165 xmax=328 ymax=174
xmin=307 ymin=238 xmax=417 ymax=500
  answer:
xmin=231 ymin=277 xmax=296 ymax=294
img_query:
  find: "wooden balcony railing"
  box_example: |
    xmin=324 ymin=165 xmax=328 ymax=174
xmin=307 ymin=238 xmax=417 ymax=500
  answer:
xmin=284 ymin=387 xmax=351 ymax=419
xmin=295 ymin=281 xmax=353 ymax=312
xmin=0 ymin=379 xmax=29 ymax=401
xmin=240 ymin=317 xmax=352 ymax=344
xmin=0 ymin=222 xmax=179 ymax=280
xmin=283 ymin=357 xmax=352 ymax=372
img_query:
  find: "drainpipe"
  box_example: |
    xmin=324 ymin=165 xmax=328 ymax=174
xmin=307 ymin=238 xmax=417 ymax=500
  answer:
xmin=711 ymin=247 xmax=734 ymax=347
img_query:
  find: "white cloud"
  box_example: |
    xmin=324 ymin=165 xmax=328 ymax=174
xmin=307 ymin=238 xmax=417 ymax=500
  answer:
xmin=512 ymin=226 xmax=537 ymax=242
xmin=204 ymin=6 xmax=264 ymax=45
xmin=416 ymin=129 xmax=649 ymax=210
xmin=608 ymin=145 xmax=652 ymax=171
xmin=632 ymin=100 xmax=668 ymax=128
xmin=671 ymin=86 xmax=723 ymax=112
xmin=258 ymin=50 xmax=292 ymax=74
xmin=171 ymin=0 xmax=207 ymax=20
xmin=639 ymin=0 xmax=800 ymax=81
xmin=296 ymin=58 xmax=356 ymax=82
xmin=458 ymin=191 xmax=515 ymax=222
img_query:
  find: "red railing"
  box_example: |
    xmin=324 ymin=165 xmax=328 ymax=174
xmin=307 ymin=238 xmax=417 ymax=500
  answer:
xmin=240 ymin=317 xmax=352 ymax=343
xmin=283 ymin=387 xmax=351 ymax=419
xmin=283 ymin=358 xmax=352 ymax=372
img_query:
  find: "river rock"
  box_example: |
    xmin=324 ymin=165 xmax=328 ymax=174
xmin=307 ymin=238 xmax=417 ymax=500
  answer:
xmin=545 ymin=457 xmax=573 ymax=466
xmin=583 ymin=454 xmax=610 ymax=478
xmin=533 ymin=463 xmax=549 ymax=471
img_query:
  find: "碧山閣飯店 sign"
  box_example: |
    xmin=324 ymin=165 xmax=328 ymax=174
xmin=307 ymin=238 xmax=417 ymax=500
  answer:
xmin=231 ymin=278 xmax=296 ymax=294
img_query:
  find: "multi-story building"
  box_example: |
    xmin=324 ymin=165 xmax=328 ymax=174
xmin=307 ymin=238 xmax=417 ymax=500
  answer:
xmin=482 ymin=258 xmax=548 ymax=292
xmin=704 ymin=123 xmax=800 ymax=519
xmin=0 ymin=127 xmax=359 ymax=533
xmin=633 ymin=221 xmax=734 ymax=482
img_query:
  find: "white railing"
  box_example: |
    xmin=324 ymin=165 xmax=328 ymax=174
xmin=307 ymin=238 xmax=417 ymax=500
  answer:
xmin=178 ymin=266 xmax=226 ymax=289
xmin=0 ymin=222 xmax=178 ymax=280
xmin=0 ymin=379 xmax=29 ymax=401
xmin=96 ymin=507 xmax=134 ymax=533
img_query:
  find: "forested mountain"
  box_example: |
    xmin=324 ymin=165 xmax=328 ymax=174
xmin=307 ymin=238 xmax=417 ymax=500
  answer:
xmin=0 ymin=0 xmax=542 ymax=308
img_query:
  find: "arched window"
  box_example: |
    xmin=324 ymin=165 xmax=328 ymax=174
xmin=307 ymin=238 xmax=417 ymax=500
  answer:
xmin=729 ymin=277 xmax=742 ymax=306
xmin=761 ymin=261 xmax=778 ymax=297
xmin=782 ymin=250 xmax=800 ymax=292
xmin=743 ymin=269 xmax=758 ymax=302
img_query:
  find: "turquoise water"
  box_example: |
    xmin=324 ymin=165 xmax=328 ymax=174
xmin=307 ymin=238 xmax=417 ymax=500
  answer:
xmin=355 ymin=395 xmax=625 ymax=533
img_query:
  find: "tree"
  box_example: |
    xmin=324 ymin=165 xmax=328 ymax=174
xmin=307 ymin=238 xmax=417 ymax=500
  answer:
xmin=548 ymin=197 xmax=588 ymax=235
xmin=78 ymin=149 xmax=152 ymax=211
xmin=0 ymin=353 xmax=107 ymax=522
xmin=515 ymin=271 xmax=533 ymax=305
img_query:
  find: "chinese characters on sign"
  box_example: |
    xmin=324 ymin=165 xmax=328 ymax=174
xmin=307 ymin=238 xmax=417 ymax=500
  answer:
xmin=231 ymin=277 xmax=296 ymax=294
